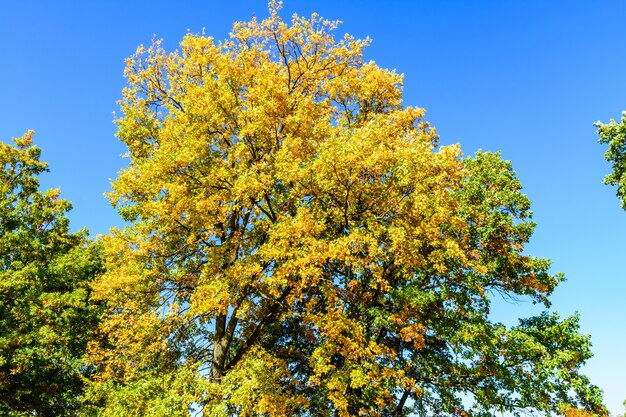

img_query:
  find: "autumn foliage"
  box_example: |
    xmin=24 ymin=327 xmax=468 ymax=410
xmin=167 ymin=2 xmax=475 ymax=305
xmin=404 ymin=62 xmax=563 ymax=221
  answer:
xmin=0 ymin=2 xmax=609 ymax=417
xmin=75 ymin=3 xmax=607 ymax=416
xmin=561 ymin=405 xmax=607 ymax=417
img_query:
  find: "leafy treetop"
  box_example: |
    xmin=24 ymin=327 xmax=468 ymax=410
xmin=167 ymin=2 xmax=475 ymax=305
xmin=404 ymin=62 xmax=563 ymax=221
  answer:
xmin=0 ymin=131 xmax=103 ymax=416
xmin=87 ymin=3 xmax=606 ymax=416
xmin=597 ymin=111 xmax=626 ymax=208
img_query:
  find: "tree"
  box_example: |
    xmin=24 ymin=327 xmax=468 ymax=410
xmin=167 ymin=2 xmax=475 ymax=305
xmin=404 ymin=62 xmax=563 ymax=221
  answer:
xmin=596 ymin=111 xmax=626 ymax=208
xmin=597 ymin=114 xmax=626 ymax=417
xmin=0 ymin=131 xmax=103 ymax=416
xmin=88 ymin=3 xmax=605 ymax=416
xmin=561 ymin=405 xmax=606 ymax=417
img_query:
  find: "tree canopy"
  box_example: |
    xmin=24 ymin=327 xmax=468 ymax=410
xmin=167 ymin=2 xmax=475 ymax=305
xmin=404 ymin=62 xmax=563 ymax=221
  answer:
xmin=597 ymin=111 xmax=626 ymax=209
xmin=85 ymin=3 xmax=605 ymax=416
xmin=0 ymin=132 xmax=103 ymax=416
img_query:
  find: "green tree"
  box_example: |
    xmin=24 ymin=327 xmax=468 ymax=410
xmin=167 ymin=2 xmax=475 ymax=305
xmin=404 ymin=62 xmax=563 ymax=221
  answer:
xmin=0 ymin=131 xmax=103 ymax=416
xmin=597 ymin=114 xmax=626 ymax=417
xmin=597 ymin=111 xmax=626 ymax=208
xmin=88 ymin=3 xmax=605 ymax=416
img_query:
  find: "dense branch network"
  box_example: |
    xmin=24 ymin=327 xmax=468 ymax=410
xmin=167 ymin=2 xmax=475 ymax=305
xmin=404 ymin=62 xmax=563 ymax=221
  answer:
xmin=86 ymin=3 xmax=605 ymax=416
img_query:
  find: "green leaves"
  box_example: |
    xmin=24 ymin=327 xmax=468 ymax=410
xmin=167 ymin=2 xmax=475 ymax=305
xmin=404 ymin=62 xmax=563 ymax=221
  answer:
xmin=0 ymin=3 xmax=615 ymax=415
xmin=0 ymin=132 xmax=103 ymax=416
xmin=597 ymin=111 xmax=626 ymax=209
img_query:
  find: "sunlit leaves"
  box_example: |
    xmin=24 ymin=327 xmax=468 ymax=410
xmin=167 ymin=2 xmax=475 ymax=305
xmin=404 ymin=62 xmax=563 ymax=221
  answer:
xmin=597 ymin=111 xmax=626 ymax=209
xmin=0 ymin=132 xmax=103 ymax=416
xmin=89 ymin=2 xmax=605 ymax=416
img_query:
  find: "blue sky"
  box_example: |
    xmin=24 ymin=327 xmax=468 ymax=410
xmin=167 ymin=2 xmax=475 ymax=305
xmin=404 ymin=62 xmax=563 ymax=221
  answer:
xmin=1 ymin=0 xmax=625 ymax=414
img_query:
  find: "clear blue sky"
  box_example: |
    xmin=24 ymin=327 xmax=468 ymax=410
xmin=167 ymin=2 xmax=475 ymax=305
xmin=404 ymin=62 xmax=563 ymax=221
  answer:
xmin=1 ymin=0 xmax=625 ymax=414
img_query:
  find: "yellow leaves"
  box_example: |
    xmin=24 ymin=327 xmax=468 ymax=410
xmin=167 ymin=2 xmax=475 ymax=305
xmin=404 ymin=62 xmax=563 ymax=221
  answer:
xmin=349 ymin=368 xmax=369 ymax=389
xmin=561 ymin=405 xmax=608 ymax=417
xmin=397 ymin=322 xmax=426 ymax=350
xmin=87 ymin=309 xmax=170 ymax=383
xmin=329 ymin=61 xmax=405 ymax=117
xmin=87 ymin=3 xmax=577 ymax=416
xmin=189 ymin=275 xmax=231 ymax=317
xmin=216 ymin=346 xmax=308 ymax=416
xmin=13 ymin=129 xmax=35 ymax=148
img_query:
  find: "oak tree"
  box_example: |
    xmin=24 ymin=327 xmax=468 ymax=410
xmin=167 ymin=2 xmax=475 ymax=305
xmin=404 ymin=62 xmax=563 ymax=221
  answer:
xmin=89 ymin=3 xmax=605 ymax=416
xmin=0 ymin=132 xmax=103 ymax=416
